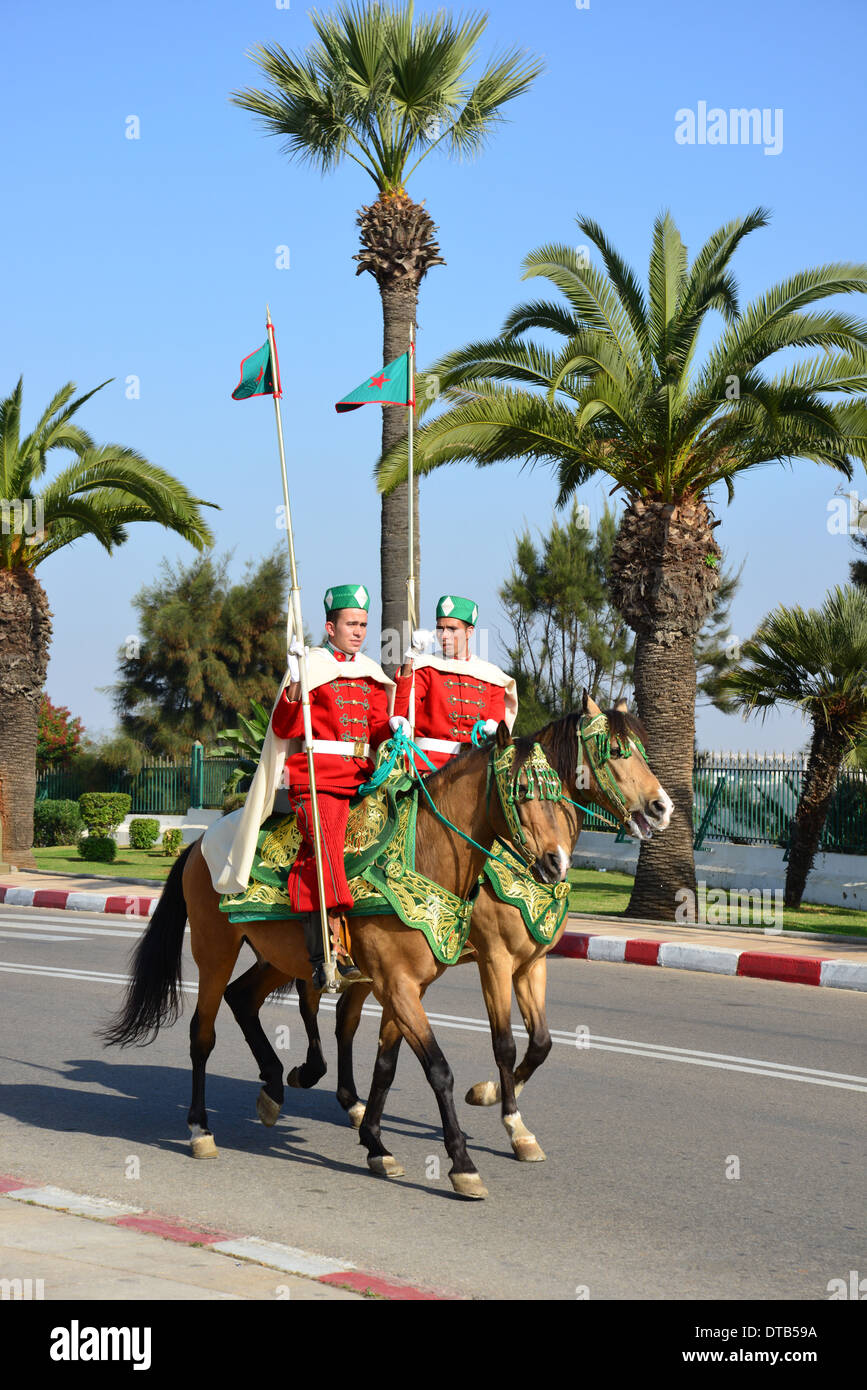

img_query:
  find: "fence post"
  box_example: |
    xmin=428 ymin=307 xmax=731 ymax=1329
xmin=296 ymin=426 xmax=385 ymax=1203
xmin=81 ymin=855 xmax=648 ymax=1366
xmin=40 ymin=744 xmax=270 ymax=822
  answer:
xmin=693 ymin=775 xmax=726 ymax=851
xmin=190 ymin=742 xmax=204 ymax=810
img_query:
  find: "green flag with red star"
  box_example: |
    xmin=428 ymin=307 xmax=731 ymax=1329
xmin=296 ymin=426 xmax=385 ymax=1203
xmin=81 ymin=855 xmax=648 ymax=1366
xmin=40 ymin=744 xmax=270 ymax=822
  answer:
xmin=335 ymin=351 xmax=413 ymax=412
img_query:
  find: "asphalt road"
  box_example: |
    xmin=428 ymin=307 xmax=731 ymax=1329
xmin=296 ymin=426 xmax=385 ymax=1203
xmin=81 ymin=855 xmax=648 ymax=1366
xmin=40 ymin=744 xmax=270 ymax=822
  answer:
xmin=0 ymin=903 xmax=864 ymax=1301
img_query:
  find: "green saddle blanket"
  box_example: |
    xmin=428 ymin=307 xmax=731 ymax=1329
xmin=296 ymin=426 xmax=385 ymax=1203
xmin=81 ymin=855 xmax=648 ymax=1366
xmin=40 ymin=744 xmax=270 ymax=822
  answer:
xmin=219 ymin=762 xmax=478 ymax=965
xmin=482 ymin=839 xmax=572 ymax=945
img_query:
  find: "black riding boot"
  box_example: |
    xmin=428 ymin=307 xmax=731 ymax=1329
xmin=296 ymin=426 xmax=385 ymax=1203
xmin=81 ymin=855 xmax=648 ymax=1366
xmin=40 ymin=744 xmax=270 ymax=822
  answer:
xmin=302 ymin=913 xmax=327 ymax=992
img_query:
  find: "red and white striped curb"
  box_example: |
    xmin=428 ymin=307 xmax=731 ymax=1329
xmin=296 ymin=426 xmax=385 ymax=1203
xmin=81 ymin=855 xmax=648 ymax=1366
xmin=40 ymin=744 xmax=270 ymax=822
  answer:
xmin=0 ymin=1175 xmax=447 ymax=1300
xmin=0 ymin=884 xmax=157 ymax=917
xmin=2 ymin=884 xmax=865 ymax=992
xmin=551 ymin=929 xmax=867 ymax=991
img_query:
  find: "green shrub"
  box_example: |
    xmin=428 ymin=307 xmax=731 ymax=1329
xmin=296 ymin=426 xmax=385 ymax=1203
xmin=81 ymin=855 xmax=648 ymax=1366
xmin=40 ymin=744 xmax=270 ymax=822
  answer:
xmin=129 ymin=817 xmax=160 ymax=850
xmin=78 ymin=792 xmax=131 ymax=837
xmin=221 ymin=793 xmax=247 ymax=815
xmin=33 ymin=799 xmax=83 ymax=847
xmin=162 ymin=828 xmax=183 ymax=857
xmin=77 ymin=833 xmax=118 ymax=863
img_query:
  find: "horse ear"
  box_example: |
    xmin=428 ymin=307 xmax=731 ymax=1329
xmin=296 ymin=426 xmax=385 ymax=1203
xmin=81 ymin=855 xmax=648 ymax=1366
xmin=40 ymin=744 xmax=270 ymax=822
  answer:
xmin=495 ymin=720 xmax=511 ymax=749
xmin=582 ymin=688 xmax=602 ymax=716
xmin=614 ymin=697 xmax=629 ymax=712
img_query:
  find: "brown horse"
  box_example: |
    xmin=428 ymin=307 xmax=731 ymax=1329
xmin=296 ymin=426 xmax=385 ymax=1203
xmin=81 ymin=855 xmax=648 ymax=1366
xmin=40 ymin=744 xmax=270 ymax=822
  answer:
xmin=101 ymin=722 xmax=573 ymax=1199
xmin=222 ymin=694 xmax=671 ymax=1164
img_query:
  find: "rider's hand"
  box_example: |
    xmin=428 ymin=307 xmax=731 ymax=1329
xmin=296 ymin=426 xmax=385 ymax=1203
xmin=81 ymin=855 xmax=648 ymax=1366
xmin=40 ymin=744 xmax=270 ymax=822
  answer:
xmin=389 ymin=715 xmax=412 ymax=736
xmin=482 ymin=718 xmax=499 ymax=736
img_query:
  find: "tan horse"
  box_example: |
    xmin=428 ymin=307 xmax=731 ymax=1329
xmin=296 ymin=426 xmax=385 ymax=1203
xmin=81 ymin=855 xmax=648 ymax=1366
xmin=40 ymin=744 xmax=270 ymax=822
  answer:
xmin=223 ymin=694 xmax=671 ymax=1165
xmin=101 ymin=723 xmax=573 ymax=1199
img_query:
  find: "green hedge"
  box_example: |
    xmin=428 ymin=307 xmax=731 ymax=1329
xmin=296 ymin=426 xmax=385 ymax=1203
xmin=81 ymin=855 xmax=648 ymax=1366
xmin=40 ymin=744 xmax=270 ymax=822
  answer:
xmin=129 ymin=817 xmax=160 ymax=849
xmin=162 ymin=828 xmax=183 ymax=857
xmin=78 ymin=792 xmax=131 ymax=836
xmin=33 ymin=799 xmax=83 ymax=847
xmin=77 ymin=833 xmax=118 ymax=863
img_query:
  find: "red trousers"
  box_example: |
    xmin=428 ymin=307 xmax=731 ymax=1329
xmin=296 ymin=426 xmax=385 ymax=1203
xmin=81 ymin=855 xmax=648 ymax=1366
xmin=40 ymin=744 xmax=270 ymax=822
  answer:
xmin=284 ymin=791 xmax=355 ymax=914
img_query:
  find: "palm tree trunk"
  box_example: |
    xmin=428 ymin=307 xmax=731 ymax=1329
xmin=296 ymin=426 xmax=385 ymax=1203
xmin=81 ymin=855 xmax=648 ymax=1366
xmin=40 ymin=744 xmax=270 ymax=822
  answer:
xmin=379 ymin=281 xmax=420 ymax=675
xmin=0 ymin=569 xmax=53 ymax=869
xmin=626 ymin=631 xmax=697 ymax=917
xmin=784 ymin=725 xmax=847 ymax=908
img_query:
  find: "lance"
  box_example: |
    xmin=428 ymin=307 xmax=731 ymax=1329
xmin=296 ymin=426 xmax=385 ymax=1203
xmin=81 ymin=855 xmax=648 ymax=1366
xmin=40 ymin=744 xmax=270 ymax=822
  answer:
xmin=406 ymin=321 xmax=418 ymax=733
xmin=265 ymin=306 xmax=338 ymax=993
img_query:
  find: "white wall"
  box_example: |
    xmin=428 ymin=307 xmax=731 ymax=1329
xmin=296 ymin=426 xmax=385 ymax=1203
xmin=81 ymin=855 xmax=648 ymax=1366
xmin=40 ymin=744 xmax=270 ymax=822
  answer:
xmin=571 ymin=831 xmax=867 ymax=911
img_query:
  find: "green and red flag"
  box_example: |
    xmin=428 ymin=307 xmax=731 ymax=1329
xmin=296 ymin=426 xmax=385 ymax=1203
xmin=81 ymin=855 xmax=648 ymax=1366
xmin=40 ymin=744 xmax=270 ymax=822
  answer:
xmin=232 ymin=338 xmax=281 ymax=400
xmin=335 ymin=350 xmax=413 ymax=412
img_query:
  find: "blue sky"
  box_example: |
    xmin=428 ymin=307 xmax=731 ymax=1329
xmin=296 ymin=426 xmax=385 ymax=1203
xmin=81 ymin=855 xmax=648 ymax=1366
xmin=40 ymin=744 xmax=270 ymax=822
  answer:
xmin=2 ymin=0 xmax=866 ymax=753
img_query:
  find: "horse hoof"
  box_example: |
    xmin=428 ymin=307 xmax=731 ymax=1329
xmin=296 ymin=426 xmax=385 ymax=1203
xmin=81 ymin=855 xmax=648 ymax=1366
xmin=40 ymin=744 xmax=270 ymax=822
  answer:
xmin=465 ymin=1080 xmax=499 ymax=1107
xmin=347 ymin=1102 xmax=366 ymax=1129
xmin=286 ymin=1067 xmax=302 ymax=1089
xmin=256 ymin=1090 xmax=282 ymax=1127
xmin=190 ymin=1134 xmax=218 ymax=1159
xmin=449 ymin=1171 xmax=488 ymax=1200
xmin=513 ymin=1135 xmax=546 ymax=1162
xmin=368 ymin=1155 xmax=405 ymax=1178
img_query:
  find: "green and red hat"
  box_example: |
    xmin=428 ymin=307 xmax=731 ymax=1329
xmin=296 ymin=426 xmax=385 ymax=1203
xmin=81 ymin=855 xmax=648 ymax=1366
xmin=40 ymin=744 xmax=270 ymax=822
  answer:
xmin=436 ymin=594 xmax=478 ymax=625
xmin=324 ymin=583 xmax=370 ymax=615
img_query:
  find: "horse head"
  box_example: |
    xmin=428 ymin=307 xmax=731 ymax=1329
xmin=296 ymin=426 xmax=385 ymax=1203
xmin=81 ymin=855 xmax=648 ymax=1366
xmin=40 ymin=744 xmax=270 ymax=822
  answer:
xmin=488 ymin=721 xmax=574 ymax=885
xmin=565 ymin=692 xmax=672 ymax=840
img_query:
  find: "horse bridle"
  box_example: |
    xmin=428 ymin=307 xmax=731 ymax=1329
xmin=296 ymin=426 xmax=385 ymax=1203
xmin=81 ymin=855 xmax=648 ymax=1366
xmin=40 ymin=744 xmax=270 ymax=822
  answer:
xmin=573 ymin=711 xmax=648 ymax=827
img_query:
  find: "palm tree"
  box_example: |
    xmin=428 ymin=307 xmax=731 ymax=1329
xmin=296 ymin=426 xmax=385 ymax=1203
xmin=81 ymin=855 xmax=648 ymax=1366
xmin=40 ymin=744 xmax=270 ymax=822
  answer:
xmin=377 ymin=208 xmax=867 ymax=917
xmin=723 ymin=587 xmax=867 ymax=907
xmin=0 ymin=378 xmax=215 ymax=868
xmin=231 ymin=0 xmax=543 ymax=668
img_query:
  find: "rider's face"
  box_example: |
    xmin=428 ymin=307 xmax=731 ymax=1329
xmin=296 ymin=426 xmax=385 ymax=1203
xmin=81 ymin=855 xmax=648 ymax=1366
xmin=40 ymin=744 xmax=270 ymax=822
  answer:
xmin=326 ymin=609 xmax=368 ymax=655
xmin=436 ymin=618 xmax=471 ymax=659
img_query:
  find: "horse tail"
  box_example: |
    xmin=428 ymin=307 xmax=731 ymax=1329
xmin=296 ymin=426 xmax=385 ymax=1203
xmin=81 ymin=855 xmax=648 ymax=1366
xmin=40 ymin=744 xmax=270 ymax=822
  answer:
xmin=99 ymin=842 xmax=194 ymax=1048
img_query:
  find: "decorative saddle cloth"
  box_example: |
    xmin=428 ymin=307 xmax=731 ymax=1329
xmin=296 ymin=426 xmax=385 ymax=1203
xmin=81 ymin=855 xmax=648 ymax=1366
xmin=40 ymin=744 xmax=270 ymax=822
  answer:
xmin=219 ymin=764 xmax=478 ymax=965
xmin=482 ymin=841 xmax=572 ymax=945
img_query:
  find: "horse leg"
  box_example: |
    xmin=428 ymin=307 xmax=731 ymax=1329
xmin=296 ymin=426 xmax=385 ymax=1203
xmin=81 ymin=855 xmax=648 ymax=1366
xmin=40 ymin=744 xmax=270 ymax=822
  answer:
xmin=360 ymin=979 xmax=488 ymax=1199
xmin=224 ymin=960 xmax=291 ymax=1127
xmin=356 ymin=1005 xmax=406 ymax=1178
xmin=287 ymin=978 xmax=328 ymax=1090
xmin=188 ymin=926 xmax=242 ymax=1159
xmin=467 ymin=947 xmax=545 ymax=1163
xmin=512 ymin=955 xmax=553 ymax=1095
xmin=335 ymin=982 xmax=374 ymax=1127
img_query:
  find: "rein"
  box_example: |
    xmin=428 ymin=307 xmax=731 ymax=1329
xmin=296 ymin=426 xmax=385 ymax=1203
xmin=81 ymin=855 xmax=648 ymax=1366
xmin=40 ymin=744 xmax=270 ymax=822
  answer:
xmin=360 ymin=726 xmax=563 ymax=872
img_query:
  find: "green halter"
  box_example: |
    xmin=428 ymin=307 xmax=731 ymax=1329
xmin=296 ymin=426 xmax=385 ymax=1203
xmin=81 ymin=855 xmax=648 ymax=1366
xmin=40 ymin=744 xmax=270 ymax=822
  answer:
xmin=488 ymin=742 xmax=563 ymax=864
xmin=573 ymin=711 xmax=648 ymax=827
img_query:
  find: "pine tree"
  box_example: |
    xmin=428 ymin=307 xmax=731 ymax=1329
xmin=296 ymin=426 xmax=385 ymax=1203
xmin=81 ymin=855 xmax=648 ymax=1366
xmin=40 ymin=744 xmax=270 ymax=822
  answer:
xmin=111 ymin=549 xmax=289 ymax=756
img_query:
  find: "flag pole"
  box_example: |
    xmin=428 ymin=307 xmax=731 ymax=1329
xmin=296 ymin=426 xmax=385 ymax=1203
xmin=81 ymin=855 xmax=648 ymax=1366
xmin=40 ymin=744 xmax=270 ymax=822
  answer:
xmin=407 ymin=322 xmax=418 ymax=732
xmin=265 ymin=305 xmax=337 ymax=993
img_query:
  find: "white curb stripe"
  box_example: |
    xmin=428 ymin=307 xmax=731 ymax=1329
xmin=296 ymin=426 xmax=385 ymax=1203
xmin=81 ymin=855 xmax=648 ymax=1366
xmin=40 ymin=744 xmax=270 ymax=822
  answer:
xmin=211 ymin=1237 xmax=356 ymax=1278
xmin=657 ymin=942 xmax=740 ymax=974
xmin=4 ymin=889 xmax=35 ymax=907
xmin=66 ymin=893 xmax=112 ymax=912
xmin=819 ymin=960 xmax=867 ymax=992
xmin=6 ymin=1185 xmax=143 ymax=1219
xmin=586 ymin=936 xmax=627 ymax=962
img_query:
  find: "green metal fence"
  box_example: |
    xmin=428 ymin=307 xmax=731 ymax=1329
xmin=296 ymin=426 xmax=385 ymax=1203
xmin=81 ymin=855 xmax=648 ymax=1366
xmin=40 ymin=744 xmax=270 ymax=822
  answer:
xmin=36 ymin=749 xmax=867 ymax=853
xmin=36 ymin=751 xmax=242 ymax=814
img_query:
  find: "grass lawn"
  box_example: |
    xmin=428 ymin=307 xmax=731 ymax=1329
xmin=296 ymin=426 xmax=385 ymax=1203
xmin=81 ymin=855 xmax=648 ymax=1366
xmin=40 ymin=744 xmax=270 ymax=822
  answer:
xmin=32 ymin=845 xmax=177 ymax=883
xmin=567 ymin=868 xmax=867 ymax=939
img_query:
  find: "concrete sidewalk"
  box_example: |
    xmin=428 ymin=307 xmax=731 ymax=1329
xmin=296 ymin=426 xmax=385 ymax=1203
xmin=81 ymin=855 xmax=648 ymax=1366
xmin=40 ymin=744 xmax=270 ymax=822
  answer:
xmin=0 ymin=1178 xmax=443 ymax=1301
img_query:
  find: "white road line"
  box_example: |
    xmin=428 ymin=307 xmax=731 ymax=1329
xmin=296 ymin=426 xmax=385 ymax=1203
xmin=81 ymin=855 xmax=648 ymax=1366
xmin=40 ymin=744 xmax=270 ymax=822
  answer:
xmin=0 ymin=930 xmax=79 ymax=942
xmin=2 ymin=960 xmax=863 ymax=1095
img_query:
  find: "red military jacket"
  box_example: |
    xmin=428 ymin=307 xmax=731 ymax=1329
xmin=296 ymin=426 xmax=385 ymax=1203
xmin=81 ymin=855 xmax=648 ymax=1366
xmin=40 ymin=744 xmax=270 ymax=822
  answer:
xmin=393 ymin=659 xmax=508 ymax=770
xmin=272 ymin=646 xmax=392 ymax=794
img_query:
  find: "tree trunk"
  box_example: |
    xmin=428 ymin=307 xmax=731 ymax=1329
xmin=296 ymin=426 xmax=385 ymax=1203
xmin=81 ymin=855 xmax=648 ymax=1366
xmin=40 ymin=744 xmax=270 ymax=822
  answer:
xmin=784 ymin=725 xmax=847 ymax=908
xmin=379 ymin=279 xmax=420 ymax=674
xmin=627 ymin=631 xmax=698 ymax=917
xmin=607 ymin=496 xmax=722 ymax=921
xmin=0 ymin=569 xmax=53 ymax=869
